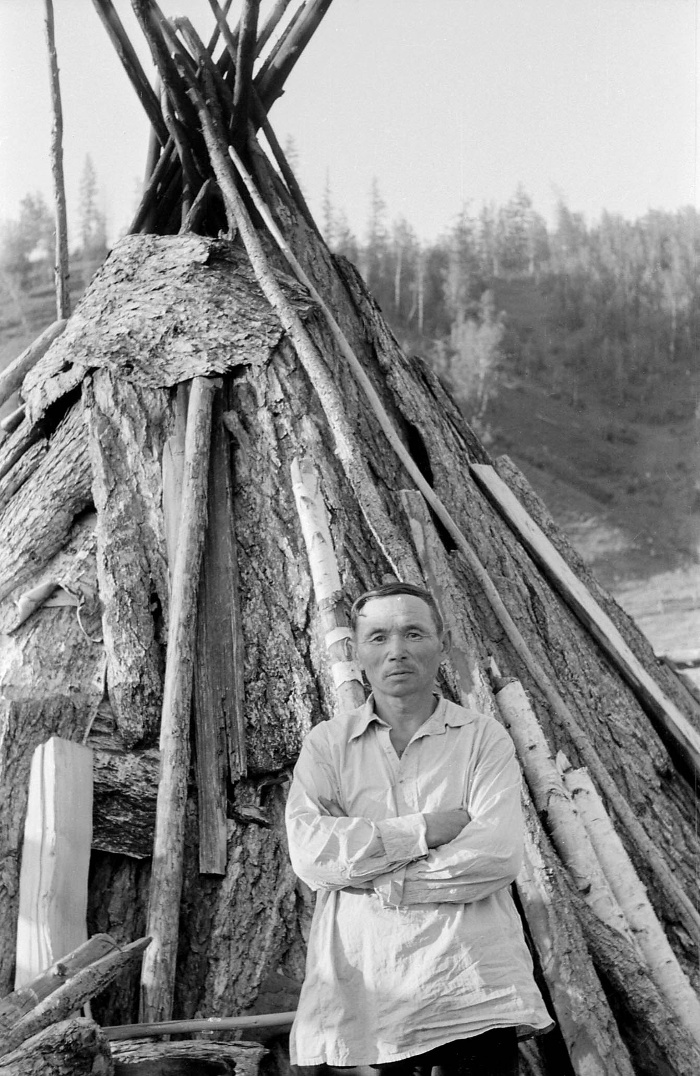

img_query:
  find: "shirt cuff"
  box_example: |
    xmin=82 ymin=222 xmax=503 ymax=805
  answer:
xmin=376 ymin=813 xmax=429 ymax=861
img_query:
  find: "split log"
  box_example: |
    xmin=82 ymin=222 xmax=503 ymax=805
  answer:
xmin=0 ymin=321 xmax=66 ymax=411
xmin=111 ymin=1038 xmax=265 ymax=1076
xmin=0 ymin=938 xmax=149 ymax=1059
xmin=14 ymin=736 xmax=93 ymax=987
xmin=0 ymin=1016 xmax=113 ymax=1076
xmin=471 ymin=463 xmax=700 ymax=781
xmin=291 ymin=456 xmax=364 ymax=713
xmin=140 ymin=376 xmax=216 ymax=1023
xmin=193 ymin=385 xmax=248 ymax=874
xmin=0 ymin=934 xmax=117 ymax=1029
xmin=560 ymin=759 xmax=700 ymax=1048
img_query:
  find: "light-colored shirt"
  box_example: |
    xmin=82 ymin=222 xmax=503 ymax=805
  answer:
xmin=285 ymin=695 xmax=552 ymax=1066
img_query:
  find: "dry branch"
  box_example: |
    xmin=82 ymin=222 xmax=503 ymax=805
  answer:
xmin=43 ymin=0 xmax=70 ymax=319
xmin=140 ymin=375 xmax=216 ymax=1023
xmin=0 ymin=321 xmax=66 ymax=411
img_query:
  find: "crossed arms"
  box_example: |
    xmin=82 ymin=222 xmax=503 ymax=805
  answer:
xmin=285 ymin=726 xmax=523 ymax=907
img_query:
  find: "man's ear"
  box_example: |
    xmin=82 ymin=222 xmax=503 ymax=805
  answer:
xmin=441 ymin=629 xmax=452 ymax=658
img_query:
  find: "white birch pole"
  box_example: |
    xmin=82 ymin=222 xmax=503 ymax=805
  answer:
xmin=560 ymin=757 xmax=700 ymax=1049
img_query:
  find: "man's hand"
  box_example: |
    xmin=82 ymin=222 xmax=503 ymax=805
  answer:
xmin=423 ymin=809 xmax=470 ymax=848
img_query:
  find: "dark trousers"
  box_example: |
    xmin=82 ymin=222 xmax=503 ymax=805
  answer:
xmin=295 ymin=1028 xmax=519 ymax=1076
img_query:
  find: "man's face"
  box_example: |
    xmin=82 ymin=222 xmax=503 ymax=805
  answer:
xmin=353 ymin=594 xmax=450 ymax=699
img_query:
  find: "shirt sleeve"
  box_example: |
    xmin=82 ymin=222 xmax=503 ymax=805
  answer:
xmin=285 ymin=731 xmax=428 ymax=891
xmin=398 ymin=725 xmax=523 ymax=906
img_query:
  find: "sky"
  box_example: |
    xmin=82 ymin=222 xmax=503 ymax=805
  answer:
xmin=0 ymin=0 xmax=698 ymax=248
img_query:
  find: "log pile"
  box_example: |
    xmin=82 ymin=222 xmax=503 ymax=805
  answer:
xmin=0 ymin=2 xmax=699 ymax=1073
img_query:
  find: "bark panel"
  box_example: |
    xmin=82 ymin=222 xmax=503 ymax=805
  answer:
xmin=85 ymin=369 xmax=170 ymax=748
xmin=23 ymin=235 xmax=310 ymax=425
xmin=0 ymin=403 xmax=92 ymax=605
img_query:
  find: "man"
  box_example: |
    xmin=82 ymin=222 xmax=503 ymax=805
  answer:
xmin=285 ymin=582 xmax=552 ymax=1076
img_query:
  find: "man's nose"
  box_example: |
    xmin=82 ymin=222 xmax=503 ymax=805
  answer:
xmin=386 ymin=634 xmax=407 ymax=658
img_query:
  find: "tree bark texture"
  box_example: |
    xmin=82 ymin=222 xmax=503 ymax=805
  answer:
xmin=0 ymin=223 xmax=698 ymax=1074
xmin=110 ymin=1038 xmax=265 ymax=1075
xmin=0 ymin=1016 xmax=113 ymax=1075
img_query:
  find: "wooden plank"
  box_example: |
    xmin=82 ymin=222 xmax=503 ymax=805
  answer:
xmin=14 ymin=737 xmax=93 ymax=989
xmin=140 ymin=375 xmax=215 ymax=1024
xmin=193 ymin=385 xmax=247 ymax=875
xmin=471 ymin=463 xmax=700 ymax=780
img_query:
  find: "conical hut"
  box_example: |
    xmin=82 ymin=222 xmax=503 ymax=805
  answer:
xmin=0 ymin=3 xmax=699 ymax=1074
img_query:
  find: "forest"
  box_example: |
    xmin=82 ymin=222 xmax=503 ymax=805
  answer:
xmin=3 ymin=174 xmax=699 ymax=436
xmin=321 ymin=182 xmax=700 ymax=431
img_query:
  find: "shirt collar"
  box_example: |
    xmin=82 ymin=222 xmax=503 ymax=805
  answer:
xmin=347 ymin=694 xmax=474 ymax=741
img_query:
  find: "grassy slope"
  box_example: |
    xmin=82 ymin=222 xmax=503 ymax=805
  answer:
xmin=484 ymin=278 xmax=700 ymax=592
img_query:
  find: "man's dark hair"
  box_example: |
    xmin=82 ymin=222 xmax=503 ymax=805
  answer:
xmin=350 ymin=582 xmax=444 ymax=635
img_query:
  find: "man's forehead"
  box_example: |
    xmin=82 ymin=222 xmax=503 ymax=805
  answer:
xmin=356 ymin=594 xmax=436 ymax=624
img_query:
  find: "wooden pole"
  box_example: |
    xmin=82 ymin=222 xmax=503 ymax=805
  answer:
xmin=561 ymin=757 xmax=700 ymax=1048
xmin=0 ymin=321 xmax=66 ymax=412
xmin=471 ymin=462 xmax=700 ymax=782
xmin=105 ymin=1009 xmax=296 ymax=1041
xmin=183 ymin=80 xmax=419 ymax=582
xmin=254 ymin=0 xmax=335 ymax=111
xmin=233 ymin=0 xmax=260 ymax=127
xmin=91 ymin=0 xmax=169 ymax=147
xmin=493 ymin=677 xmax=635 ymax=940
xmin=42 ymin=0 xmax=70 ymax=320
xmin=291 ymin=457 xmax=365 ymax=713
xmin=139 ymin=376 xmax=216 ymax=1023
